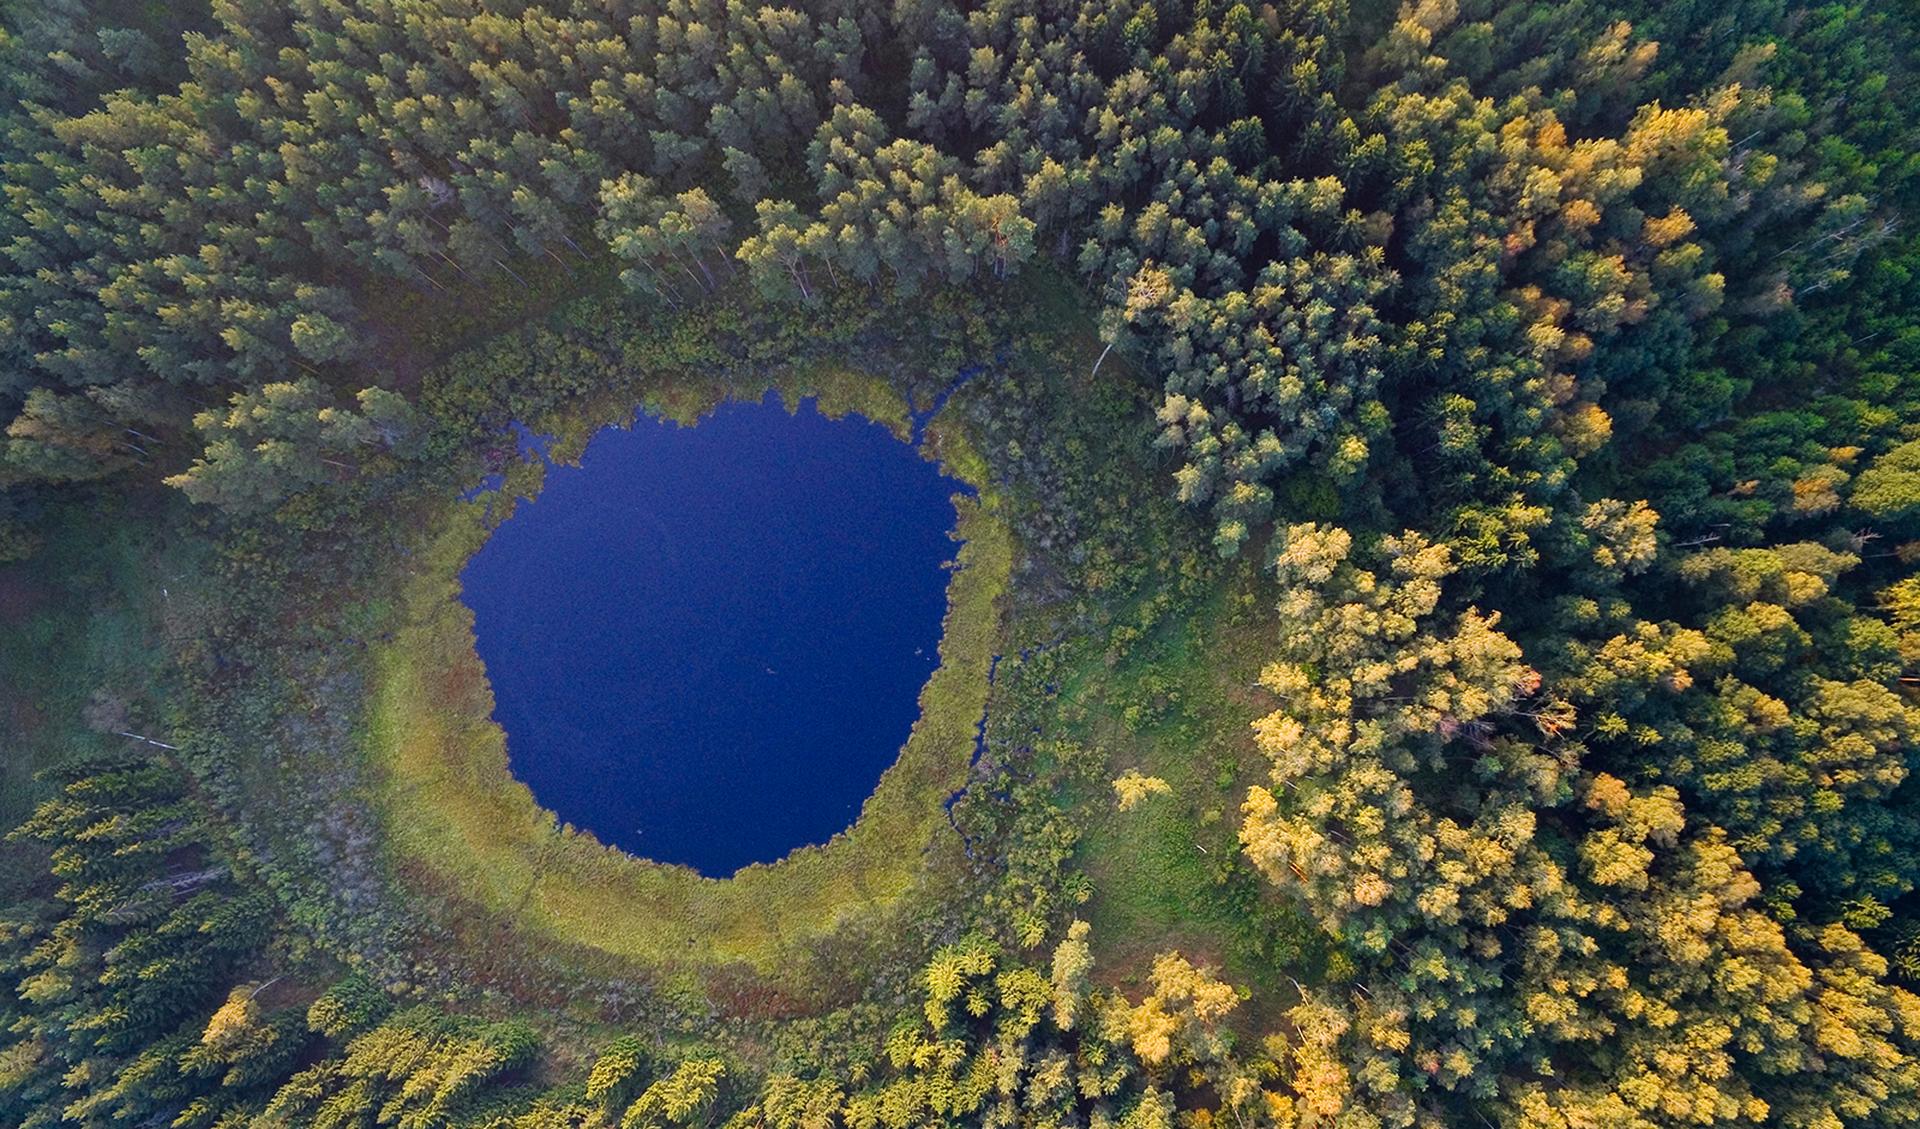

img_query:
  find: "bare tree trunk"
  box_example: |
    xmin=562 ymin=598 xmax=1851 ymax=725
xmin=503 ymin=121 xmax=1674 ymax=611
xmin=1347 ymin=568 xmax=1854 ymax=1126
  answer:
xmin=142 ymin=867 xmax=228 ymax=894
xmin=1090 ymin=339 xmax=1116 ymax=379
xmin=687 ymin=247 xmax=718 ymax=290
xmin=671 ymin=250 xmax=704 ymax=292
xmin=493 ymin=258 xmax=530 ymax=288
xmin=437 ymin=251 xmax=477 ymax=283
xmin=643 ymin=259 xmax=688 ymax=307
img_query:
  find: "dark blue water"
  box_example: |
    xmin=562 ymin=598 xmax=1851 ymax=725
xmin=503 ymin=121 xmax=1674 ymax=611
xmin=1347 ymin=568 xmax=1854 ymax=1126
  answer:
xmin=460 ymin=396 xmax=963 ymax=877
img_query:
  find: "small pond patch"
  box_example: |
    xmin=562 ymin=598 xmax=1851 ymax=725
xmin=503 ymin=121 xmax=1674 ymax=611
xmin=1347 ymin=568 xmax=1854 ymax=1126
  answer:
xmin=459 ymin=394 xmax=964 ymax=876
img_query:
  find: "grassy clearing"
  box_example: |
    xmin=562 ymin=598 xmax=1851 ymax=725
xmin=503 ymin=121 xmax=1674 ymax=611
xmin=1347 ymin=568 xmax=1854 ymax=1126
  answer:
xmin=365 ymin=376 xmax=1010 ymax=973
xmin=1061 ymin=572 xmax=1324 ymax=1014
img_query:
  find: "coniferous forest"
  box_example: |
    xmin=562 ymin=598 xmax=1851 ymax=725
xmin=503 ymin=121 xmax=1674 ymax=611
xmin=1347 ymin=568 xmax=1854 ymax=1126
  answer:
xmin=3 ymin=1 xmax=1920 ymax=1127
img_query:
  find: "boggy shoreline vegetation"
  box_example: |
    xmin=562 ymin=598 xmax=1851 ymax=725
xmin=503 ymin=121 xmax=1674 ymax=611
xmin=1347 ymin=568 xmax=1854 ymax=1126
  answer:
xmin=3 ymin=1 xmax=1920 ymax=1127
xmin=369 ymin=365 xmax=1013 ymax=972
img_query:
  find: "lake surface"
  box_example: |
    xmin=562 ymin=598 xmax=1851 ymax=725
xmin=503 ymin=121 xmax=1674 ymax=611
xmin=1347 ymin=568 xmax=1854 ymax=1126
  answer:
xmin=460 ymin=396 xmax=963 ymax=876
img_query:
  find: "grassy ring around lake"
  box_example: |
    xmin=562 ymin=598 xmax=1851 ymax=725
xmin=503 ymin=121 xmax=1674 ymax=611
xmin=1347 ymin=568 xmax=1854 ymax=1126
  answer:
xmin=364 ymin=369 xmax=1011 ymax=977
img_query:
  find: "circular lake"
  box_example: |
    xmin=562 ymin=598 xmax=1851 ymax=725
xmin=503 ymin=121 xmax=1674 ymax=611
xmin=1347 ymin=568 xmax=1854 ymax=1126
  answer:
xmin=459 ymin=395 xmax=963 ymax=877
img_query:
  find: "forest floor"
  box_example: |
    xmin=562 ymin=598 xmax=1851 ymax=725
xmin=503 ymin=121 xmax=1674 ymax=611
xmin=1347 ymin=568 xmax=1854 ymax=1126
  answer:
xmin=0 ymin=488 xmax=189 ymax=828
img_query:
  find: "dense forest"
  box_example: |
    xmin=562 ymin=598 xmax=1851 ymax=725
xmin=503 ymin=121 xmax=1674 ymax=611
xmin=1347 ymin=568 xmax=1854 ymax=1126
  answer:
xmin=2 ymin=0 xmax=1918 ymax=1127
